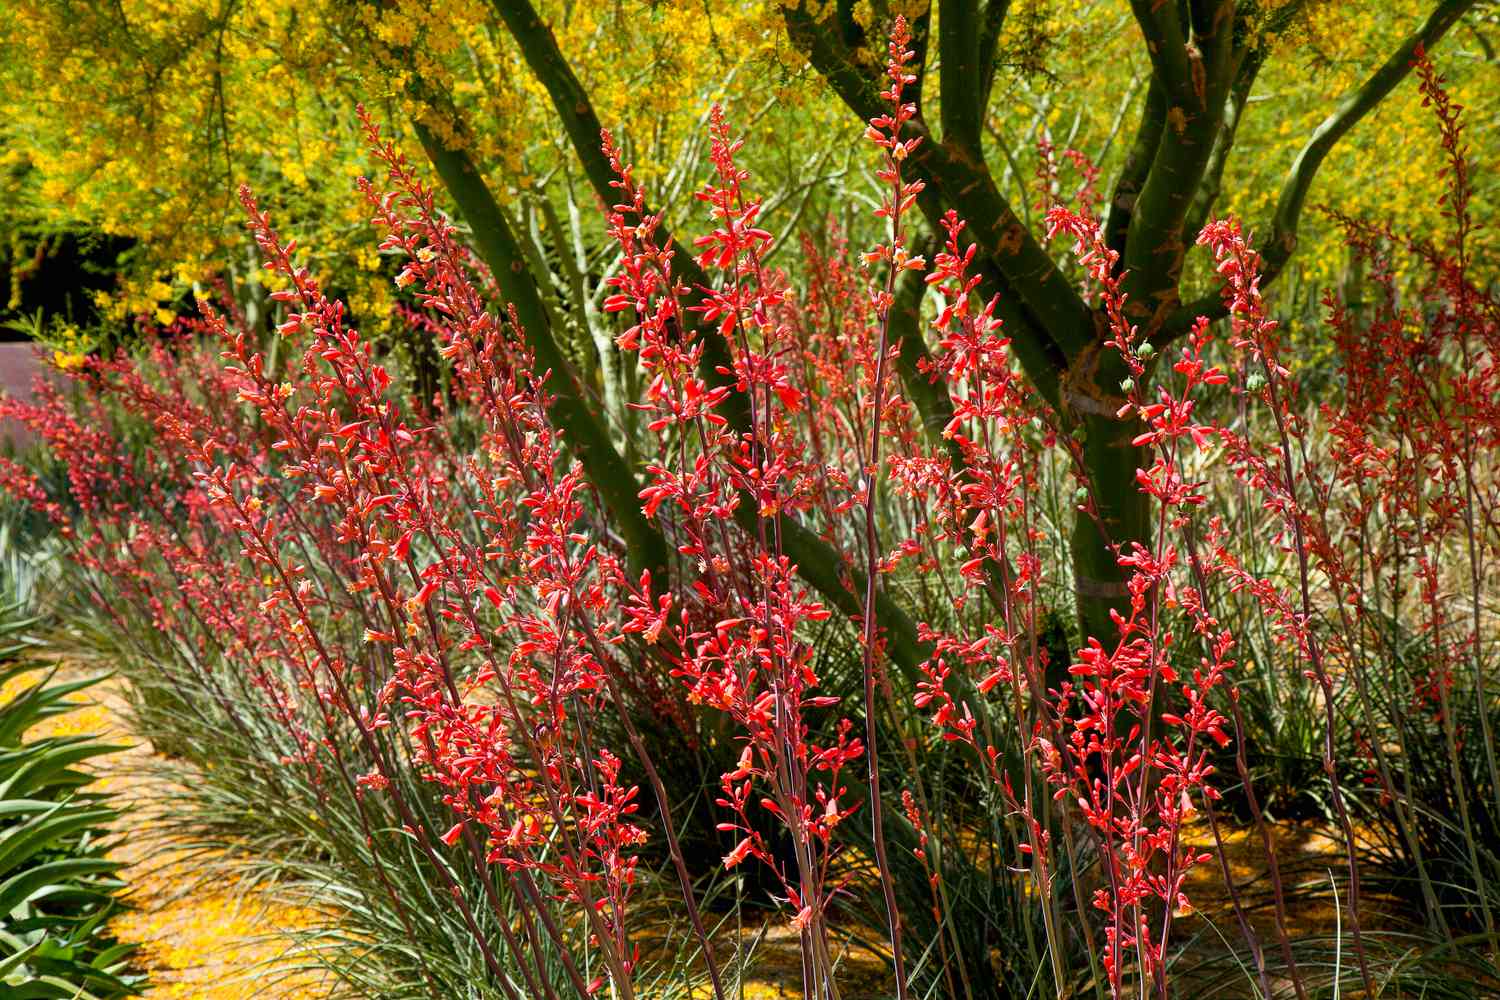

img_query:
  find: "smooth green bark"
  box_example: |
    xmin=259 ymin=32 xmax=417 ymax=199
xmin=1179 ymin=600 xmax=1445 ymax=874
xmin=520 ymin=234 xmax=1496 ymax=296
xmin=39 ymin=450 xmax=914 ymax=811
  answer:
xmin=411 ymin=119 xmax=671 ymax=582
xmin=429 ymin=0 xmax=1479 ymax=665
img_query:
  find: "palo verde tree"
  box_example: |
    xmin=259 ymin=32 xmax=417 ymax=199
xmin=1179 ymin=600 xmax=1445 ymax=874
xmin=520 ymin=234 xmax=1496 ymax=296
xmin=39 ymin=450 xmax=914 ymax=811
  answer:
xmin=392 ymin=0 xmax=1479 ymax=663
xmin=789 ymin=0 xmax=1480 ymax=643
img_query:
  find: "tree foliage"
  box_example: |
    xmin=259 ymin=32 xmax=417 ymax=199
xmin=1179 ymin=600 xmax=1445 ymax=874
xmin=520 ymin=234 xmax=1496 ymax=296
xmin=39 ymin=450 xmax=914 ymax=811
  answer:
xmin=0 ymin=2 xmax=1492 ymax=330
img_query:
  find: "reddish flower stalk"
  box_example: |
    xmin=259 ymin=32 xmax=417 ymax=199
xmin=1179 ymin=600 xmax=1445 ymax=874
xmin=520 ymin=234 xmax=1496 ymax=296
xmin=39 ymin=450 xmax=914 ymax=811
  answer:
xmin=1196 ymin=215 xmax=1377 ymax=997
xmin=1042 ymin=206 xmax=1237 ymax=997
xmin=900 ymin=205 xmax=1077 ymax=993
xmin=856 ymin=17 xmax=925 ymax=998
xmin=603 ymin=102 xmax=861 ymax=998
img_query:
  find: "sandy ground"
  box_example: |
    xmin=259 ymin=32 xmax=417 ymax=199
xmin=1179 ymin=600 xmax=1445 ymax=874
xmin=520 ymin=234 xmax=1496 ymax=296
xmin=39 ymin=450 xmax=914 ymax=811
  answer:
xmin=10 ymin=664 xmax=888 ymax=999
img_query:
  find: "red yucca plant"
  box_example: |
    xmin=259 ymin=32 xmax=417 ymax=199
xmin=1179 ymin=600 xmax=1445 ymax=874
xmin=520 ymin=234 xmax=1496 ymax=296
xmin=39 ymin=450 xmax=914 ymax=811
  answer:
xmin=3 ymin=23 xmax=1495 ymax=1000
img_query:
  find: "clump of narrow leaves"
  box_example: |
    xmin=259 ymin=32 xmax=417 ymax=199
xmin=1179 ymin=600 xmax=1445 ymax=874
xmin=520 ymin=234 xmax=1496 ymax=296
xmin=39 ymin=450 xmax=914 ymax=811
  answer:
xmin=0 ymin=632 xmax=142 ymax=998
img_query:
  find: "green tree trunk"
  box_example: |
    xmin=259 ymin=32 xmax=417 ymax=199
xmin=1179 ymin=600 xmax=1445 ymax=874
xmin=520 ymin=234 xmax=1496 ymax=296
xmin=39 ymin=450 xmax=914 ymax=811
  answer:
xmin=1072 ymin=413 xmax=1151 ymax=646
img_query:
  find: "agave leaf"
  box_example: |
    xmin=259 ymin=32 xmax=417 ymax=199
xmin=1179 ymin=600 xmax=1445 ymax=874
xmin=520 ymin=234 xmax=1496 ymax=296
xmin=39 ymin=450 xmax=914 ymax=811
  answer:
xmin=0 ymin=741 xmax=126 ymax=801
xmin=0 ymin=804 xmax=117 ymax=881
xmin=0 ymin=938 xmax=43 ymax=980
xmin=0 ymin=857 xmax=121 ymax=918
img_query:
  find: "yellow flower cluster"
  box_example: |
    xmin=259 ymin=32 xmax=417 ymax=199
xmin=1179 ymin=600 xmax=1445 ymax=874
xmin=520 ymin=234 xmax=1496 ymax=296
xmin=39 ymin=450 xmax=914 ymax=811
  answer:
xmin=109 ymin=887 xmax=330 ymax=1000
xmin=1217 ymin=0 xmax=1495 ymax=289
xmin=0 ymin=0 xmax=799 ymax=334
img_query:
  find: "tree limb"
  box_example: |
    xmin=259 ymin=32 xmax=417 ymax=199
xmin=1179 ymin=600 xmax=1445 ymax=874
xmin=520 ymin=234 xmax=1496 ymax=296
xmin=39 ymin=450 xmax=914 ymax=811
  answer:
xmin=1118 ymin=0 xmax=1240 ymax=333
xmin=1128 ymin=0 xmax=1195 ymax=102
xmin=1182 ymin=48 xmax=1263 ymax=246
xmin=977 ymin=0 xmax=1014 ymax=111
xmin=485 ymin=0 xmax=756 ymax=418
xmin=487 ymin=0 xmax=943 ymax=677
xmin=1104 ymin=75 xmax=1165 ymax=260
xmin=411 ymin=117 xmax=671 ymax=581
xmin=938 ymin=0 xmax=984 ymax=154
xmin=1260 ymin=0 xmax=1477 ymax=282
xmin=1161 ymin=0 xmax=1479 ymax=338
xmin=782 ymin=0 xmax=1096 ymax=363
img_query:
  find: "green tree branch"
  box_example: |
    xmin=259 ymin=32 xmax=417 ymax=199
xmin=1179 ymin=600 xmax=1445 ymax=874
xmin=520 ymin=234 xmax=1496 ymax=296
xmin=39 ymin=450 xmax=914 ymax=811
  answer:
xmin=1162 ymin=0 xmax=1479 ymax=338
xmin=485 ymin=0 xmax=942 ymax=679
xmin=410 ymin=117 xmax=671 ymax=581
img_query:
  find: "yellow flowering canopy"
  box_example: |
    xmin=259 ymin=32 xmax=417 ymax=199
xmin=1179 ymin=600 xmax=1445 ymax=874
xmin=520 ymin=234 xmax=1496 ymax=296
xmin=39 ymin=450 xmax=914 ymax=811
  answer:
xmin=0 ymin=1 xmax=814 ymax=331
xmin=0 ymin=0 xmax=1492 ymax=340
